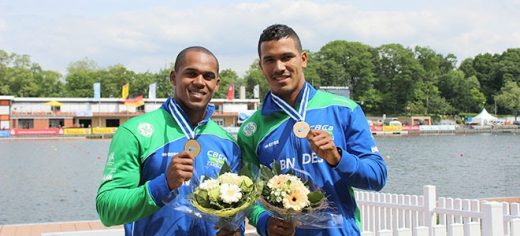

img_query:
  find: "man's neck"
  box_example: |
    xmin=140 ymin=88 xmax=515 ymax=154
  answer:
xmin=281 ymin=82 xmax=305 ymax=107
xmin=175 ymin=99 xmax=206 ymax=127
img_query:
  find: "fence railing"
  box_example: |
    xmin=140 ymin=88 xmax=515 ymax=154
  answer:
xmin=355 ymin=185 xmax=520 ymax=236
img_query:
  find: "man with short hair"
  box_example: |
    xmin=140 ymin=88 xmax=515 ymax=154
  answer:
xmin=96 ymin=46 xmax=242 ymax=235
xmin=240 ymin=24 xmax=387 ymax=236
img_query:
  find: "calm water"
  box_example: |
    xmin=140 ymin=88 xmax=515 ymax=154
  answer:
xmin=0 ymin=133 xmax=519 ymax=224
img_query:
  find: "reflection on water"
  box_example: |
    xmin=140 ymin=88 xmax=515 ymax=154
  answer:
xmin=0 ymin=133 xmax=519 ymax=224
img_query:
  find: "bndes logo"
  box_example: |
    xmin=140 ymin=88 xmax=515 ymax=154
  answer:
xmin=310 ymin=124 xmax=334 ymax=132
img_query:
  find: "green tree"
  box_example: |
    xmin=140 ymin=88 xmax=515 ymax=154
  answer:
xmin=243 ymin=60 xmax=267 ymax=100
xmin=495 ymin=80 xmax=520 ymax=120
xmin=439 ymin=71 xmax=485 ymax=113
xmin=100 ymin=64 xmax=138 ymax=98
xmin=153 ymin=67 xmax=174 ymax=98
xmin=316 ymin=41 xmax=376 ymax=102
xmin=65 ymin=58 xmax=100 ymax=97
xmin=32 ymin=65 xmax=64 ymax=97
xmin=214 ymin=69 xmax=239 ymax=99
xmin=373 ymin=44 xmax=424 ymax=115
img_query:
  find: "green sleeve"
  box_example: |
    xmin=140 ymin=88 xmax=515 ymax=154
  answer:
xmin=237 ymin=129 xmax=266 ymax=228
xmin=95 ymin=127 xmax=160 ymax=226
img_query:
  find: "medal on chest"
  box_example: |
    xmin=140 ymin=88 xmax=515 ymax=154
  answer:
xmin=168 ymin=99 xmax=202 ymax=159
xmin=272 ymin=84 xmax=311 ymax=138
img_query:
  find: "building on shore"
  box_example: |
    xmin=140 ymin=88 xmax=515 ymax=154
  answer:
xmin=0 ymin=95 xmax=259 ymax=131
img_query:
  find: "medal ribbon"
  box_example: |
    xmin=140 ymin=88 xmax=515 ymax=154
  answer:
xmin=168 ymin=98 xmax=196 ymax=140
xmin=271 ymin=84 xmax=309 ymax=122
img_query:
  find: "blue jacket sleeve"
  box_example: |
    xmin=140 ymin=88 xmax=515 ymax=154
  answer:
xmin=333 ymin=106 xmax=387 ymax=191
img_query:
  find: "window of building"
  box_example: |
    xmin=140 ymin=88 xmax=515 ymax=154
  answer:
xmin=78 ymin=119 xmax=92 ymax=128
xmin=49 ymin=119 xmax=64 ymax=128
xmin=106 ymin=119 xmax=120 ymax=127
xmin=212 ymin=118 xmax=224 ymax=126
xmin=51 ymin=106 xmax=61 ymax=112
xmin=19 ymin=119 xmax=34 ymax=129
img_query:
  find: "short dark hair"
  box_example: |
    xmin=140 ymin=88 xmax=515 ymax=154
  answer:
xmin=174 ymin=46 xmax=219 ymax=74
xmin=258 ymin=24 xmax=303 ymax=56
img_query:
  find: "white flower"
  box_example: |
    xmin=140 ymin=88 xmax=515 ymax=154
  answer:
xmin=218 ymin=173 xmax=243 ymax=186
xmin=220 ymin=183 xmax=242 ymax=204
xmin=283 ymin=190 xmax=310 ymax=211
xmin=199 ymin=179 xmax=220 ymax=190
xmin=288 ymin=179 xmax=310 ymax=195
xmin=267 ymin=174 xmax=295 ymax=189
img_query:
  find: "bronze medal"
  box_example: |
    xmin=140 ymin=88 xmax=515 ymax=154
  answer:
xmin=293 ymin=121 xmax=310 ymax=138
xmin=184 ymin=139 xmax=201 ymax=158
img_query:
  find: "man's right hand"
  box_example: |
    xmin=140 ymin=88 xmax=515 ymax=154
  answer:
xmin=267 ymin=217 xmax=296 ymax=236
xmin=166 ymin=151 xmax=194 ymax=190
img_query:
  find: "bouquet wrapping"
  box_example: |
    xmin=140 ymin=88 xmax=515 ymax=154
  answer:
xmin=168 ymin=162 xmax=261 ymax=230
xmin=258 ymin=162 xmax=343 ymax=229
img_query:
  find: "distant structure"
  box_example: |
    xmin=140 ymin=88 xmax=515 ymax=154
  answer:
xmin=0 ymin=96 xmax=259 ymax=130
xmin=319 ymin=86 xmax=350 ymax=98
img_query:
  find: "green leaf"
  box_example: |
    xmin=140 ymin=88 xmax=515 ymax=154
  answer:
xmin=260 ymin=165 xmax=274 ymax=181
xmin=195 ymin=190 xmax=211 ymax=208
xmin=272 ymin=161 xmax=281 ymax=175
xmin=219 ymin=161 xmax=231 ymax=175
xmin=308 ymin=191 xmax=325 ymax=205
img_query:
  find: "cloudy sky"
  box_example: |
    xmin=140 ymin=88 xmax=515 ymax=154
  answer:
xmin=1 ymin=0 xmax=519 ymax=76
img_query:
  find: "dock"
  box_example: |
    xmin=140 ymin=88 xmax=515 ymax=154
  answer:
xmin=0 ymin=220 xmax=258 ymax=236
xmin=0 ymin=220 xmax=121 ymax=236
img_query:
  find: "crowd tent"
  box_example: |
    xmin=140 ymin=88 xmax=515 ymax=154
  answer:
xmin=471 ymin=108 xmax=498 ymax=125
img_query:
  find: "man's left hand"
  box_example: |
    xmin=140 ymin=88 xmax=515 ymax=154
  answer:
xmin=306 ymin=129 xmax=341 ymax=166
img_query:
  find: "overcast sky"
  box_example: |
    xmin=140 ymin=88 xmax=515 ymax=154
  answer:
xmin=1 ymin=0 xmax=519 ymax=76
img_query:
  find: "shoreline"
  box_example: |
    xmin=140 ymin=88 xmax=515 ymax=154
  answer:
xmin=1 ymin=126 xmax=518 ymax=140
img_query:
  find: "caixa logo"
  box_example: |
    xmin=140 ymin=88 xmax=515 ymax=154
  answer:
xmin=310 ymin=124 xmax=334 ymax=131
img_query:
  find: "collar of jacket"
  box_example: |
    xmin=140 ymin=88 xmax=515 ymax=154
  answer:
xmin=161 ymin=97 xmax=216 ymax=127
xmin=261 ymin=82 xmax=317 ymax=116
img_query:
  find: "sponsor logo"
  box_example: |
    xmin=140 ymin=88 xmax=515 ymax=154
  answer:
xmin=243 ymin=122 xmax=257 ymax=137
xmin=371 ymin=146 xmax=379 ymax=153
xmin=263 ymin=140 xmax=279 ymax=149
xmin=207 ymin=150 xmax=226 ymax=168
xmin=310 ymin=124 xmax=334 ymax=131
xmin=162 ymin=152 xmax=178 ymax=157
xmin=138 ymin=122 xmax=154 ymax=137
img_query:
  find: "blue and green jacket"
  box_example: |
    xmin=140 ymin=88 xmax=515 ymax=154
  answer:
xmin=96 ymin=97 xmax=241 ymax=236
xmin=238 ymin=83 xmax=387 ymax=236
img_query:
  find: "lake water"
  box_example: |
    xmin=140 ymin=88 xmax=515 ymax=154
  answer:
xmin=0 ymin=133 xmax=519 ymax=225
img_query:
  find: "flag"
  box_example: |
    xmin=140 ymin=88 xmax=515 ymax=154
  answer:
xmin=148 ymin=83 xmax=157 ymax=99
xmin=93 ymin=83 xmax=101 ymax=101
xmin=253 ymin=84 xmax=259 ymax=99
xmin=226 ymin=84 xmax=234 ymax=100
xmin=124 ymin=95 xmax=144 ymax=107
xmin=122 ymin=83 xmax=129 ymax=99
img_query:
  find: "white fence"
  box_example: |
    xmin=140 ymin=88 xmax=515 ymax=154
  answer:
xmin=355 ymin=185 xmax=520 ymax=236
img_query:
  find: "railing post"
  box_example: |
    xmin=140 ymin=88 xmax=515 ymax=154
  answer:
xmin=423 ymin=185 xmax=436 ymax=233
xmin=481 ymin=202 xmax=504 ymax=236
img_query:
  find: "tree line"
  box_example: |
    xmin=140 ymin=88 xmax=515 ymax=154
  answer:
xmin=1 ymin=41 xmax=520 ymax=118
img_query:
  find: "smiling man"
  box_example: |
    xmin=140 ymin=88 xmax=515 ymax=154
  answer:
xmin=239 ymin=24 xmax=388 ymax=236
xmin=96 ymin=46 xmax=242 ymax=236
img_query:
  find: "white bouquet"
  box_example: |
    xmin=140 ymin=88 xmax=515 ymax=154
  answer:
xmin=258 ymin=162 xmax=343 ymax=228
xmin=188 ymin=163 xmax=261 ymax=230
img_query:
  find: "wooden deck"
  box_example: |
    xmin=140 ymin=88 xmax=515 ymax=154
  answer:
xmin=0 ymin=220 xmax=258 ymax=236
xmin=0 ymin=220 xmax=121 ymax=236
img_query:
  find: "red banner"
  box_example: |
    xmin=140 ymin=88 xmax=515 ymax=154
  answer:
xmin=402 ymin=125 xmax=420 ymax=131
xmin=10 ymin=128 xmax=63 ymax=136
xmin=370 ymin=125 xmax=383 ymax=131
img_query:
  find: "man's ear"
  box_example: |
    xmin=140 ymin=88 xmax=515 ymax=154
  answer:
xmin=301 ymin=51 xmax=308 ymax=68
xmin=169 ymin=70 xmax=176 ymax=86
xmin=215 ymin=77 xmax=221 ymax=91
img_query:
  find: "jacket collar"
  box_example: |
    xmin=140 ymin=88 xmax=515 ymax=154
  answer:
xmin=162 ymin=97 xmax=215 ymax=127
xmin=261 ymin=82 xmax=317 ymax=116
